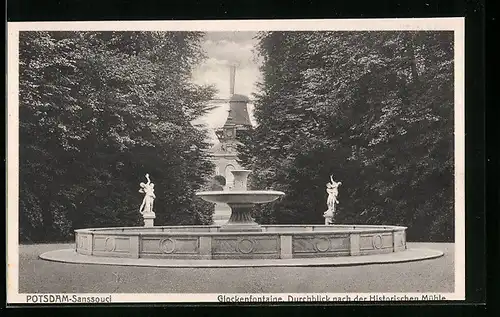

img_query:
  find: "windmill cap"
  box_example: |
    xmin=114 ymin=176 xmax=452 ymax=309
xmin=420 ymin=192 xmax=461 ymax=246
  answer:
xmin=230 ymin=94 xmax=250 ymax=102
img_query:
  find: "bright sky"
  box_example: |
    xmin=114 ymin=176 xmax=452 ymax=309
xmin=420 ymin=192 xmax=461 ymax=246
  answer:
xmin=191 ymin=32 xmax=261 ymax=143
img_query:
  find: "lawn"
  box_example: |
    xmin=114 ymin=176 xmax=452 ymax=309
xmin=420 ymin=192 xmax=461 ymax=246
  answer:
xmin=18 ymin=242 xmax=454 ymax=293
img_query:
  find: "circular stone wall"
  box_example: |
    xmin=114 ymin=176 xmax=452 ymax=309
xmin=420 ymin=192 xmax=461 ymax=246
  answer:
xmin=74 ymin=225 xmax=406 ymax=260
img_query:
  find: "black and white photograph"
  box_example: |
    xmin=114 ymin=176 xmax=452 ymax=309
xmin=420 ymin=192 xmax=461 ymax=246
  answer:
xmin=7 ymin=19 xmax=465 ymax=304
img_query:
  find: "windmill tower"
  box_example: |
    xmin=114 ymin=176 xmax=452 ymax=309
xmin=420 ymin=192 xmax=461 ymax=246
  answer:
xmin=209 ymin=65 xmax=254 ymax=224
xmin=212 ymin=64 xmax=253 ymax=134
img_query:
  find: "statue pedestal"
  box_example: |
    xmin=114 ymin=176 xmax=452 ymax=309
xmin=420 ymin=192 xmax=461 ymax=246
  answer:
xmin=323 ymin=209 xmax=334 ymax=225
xmin=143 ymin=213 xmax=156 ymax=227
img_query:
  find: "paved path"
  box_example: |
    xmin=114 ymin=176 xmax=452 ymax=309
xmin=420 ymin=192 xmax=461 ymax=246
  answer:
xmin=39 ymin=247 xmax=444 ymax=268
xmin=18 ymin=243 xmax=454 ymax=293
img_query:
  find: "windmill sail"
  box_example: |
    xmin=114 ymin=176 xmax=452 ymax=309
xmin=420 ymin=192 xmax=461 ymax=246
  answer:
xmin=229 ymin=65 xmax=236 ymax=97
xmin=208 ymin=65 xmax=253 ymax=129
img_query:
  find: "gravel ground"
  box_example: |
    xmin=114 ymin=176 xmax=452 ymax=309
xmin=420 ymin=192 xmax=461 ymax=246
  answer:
xmin=18 ymin=242 xmax=454 ymax=293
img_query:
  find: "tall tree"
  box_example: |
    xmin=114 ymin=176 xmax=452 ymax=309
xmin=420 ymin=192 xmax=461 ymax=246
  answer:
xmin=19 ymin=31 xmax=216 ymax=242
xmin=239 ymin=31 xmax=454 ymax=242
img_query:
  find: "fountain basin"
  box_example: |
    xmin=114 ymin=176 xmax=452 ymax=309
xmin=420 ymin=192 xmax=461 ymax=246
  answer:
xmin=74 ymin=224 xmax=407 ymax=260
xmin=195 ymin=190 xmax=285 ymax=204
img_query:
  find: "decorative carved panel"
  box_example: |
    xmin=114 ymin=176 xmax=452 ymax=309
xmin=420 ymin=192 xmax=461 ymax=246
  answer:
xmin=360 ymin=233 xmax=393 ymax=251
xmin=237 ymin=239 xmax=255 ymax=254
xmin=141 ymin=237 xmax=200 ymax=255
xmin=159 ymin=238 xmax=176 ymax=254
xmin=372 ymin=234 xmax=383 ymax=249
xmin=141 ymin=238 xmax=162 ymax=253
xmin=114 ymin=238 xmax=130 ymax=252
xmin=315 ymin=237 xmax=331 ymax=252
xmin=104 ymin=237 xmax=116 ymax=252
xmin=292 ymin=235 xmax=350 ymax=254
xmin=93 ymin=236 xmax=108 ymax=251
xmin=212 ymin=236 xmax=279 ymax=255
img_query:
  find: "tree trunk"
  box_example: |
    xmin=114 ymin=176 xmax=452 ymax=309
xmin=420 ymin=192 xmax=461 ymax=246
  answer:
xmin=40 ymin=196 xmax=54 ymax=242
xmin=406 ymin=32 xmax=420 ymax=85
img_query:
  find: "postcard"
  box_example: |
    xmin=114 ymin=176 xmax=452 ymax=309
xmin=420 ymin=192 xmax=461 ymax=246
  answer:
xmin=6 ymin=18 xmax=465 ymax=304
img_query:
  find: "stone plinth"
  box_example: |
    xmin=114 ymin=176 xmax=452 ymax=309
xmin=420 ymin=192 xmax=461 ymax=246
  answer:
xmin=143 ymin=213 xmax=155 ymax=227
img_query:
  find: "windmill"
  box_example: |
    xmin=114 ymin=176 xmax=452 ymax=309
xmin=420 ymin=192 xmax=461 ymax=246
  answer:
xmin=209 ymin=64 xmax=256 ymax=104
xmin=207 ymin=64 xmax=254 ymax=222
xmin=209 ymin=64 xmax=254 ymax=141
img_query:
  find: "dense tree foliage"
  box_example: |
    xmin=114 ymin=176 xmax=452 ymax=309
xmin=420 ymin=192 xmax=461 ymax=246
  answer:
xmin=19 ymin=31 xmax=217 ymax=242
xmin=238 ymin=31 xmax=454 ymax=242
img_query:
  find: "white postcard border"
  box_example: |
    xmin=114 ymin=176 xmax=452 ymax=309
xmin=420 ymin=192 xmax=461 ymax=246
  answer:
xmin=7 ymin=18 xmax=466 ymax=304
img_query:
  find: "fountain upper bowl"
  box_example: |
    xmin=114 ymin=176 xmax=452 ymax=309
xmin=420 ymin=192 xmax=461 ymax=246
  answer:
xmin=195 ymin=190 xmax=285 ymax=204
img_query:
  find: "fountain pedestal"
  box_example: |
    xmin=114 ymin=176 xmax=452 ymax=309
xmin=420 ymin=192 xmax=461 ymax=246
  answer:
xmin=196 ymin=170 xmax=285 ymax=233
xmin=221 ymin=170 xmax=261 ymax=232
xmin=220 ymin=203 xmax=262 ymax=232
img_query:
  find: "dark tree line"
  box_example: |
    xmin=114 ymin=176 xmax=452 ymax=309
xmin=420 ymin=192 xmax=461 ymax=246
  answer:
xmin=238 ymin=31 xmax=454 ymax=242
xmin=18 ymin=30 xmax=455 ymax=243
xmin=19 ymin=31 xmax=217 ymax=242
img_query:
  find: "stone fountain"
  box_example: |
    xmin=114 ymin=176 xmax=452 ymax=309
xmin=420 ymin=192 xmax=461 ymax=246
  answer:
xmin=40 ymin=170 xmax=444 ymax=267
xmin=196 ymin=170 xmax=284 ymax=232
